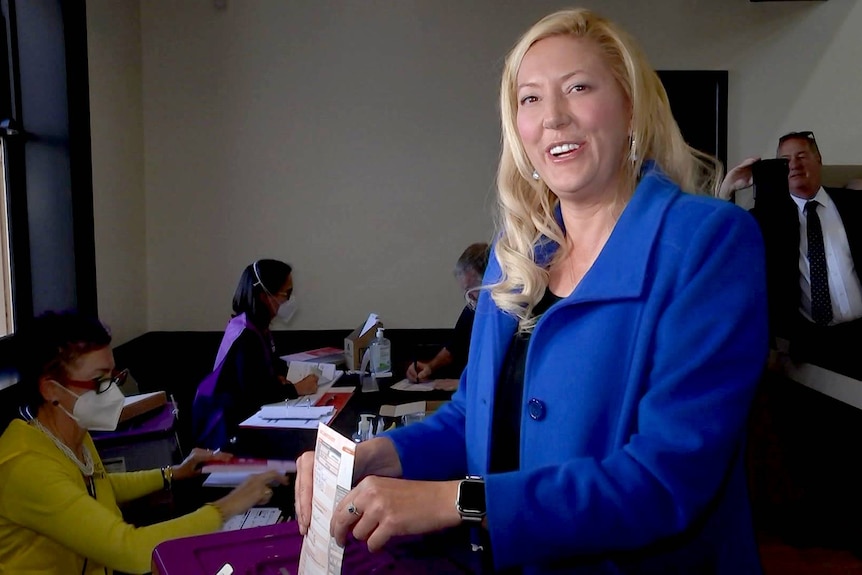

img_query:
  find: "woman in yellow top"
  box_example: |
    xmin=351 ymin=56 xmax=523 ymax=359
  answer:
xmin=0 ymin=310 xmax=287 ymax=574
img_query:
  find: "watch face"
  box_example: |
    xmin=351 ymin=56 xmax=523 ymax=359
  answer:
xmin=458 ymin=479 xmax=485 ymax=515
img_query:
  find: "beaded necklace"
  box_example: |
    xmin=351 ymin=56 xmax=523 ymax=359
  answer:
xmin=29 ymin=417 xmax=94 ymax=477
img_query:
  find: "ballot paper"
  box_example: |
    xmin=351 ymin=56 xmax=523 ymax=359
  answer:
xmin=285 ymin=361 xmax=341 ymax=386
xmin=221 ymin=507 xmax=282 ymax=531
xmin=390 ymin=378 xmax=436 ymax=392
xmin=298 ymin=422 xmax=355 ymax=575
xmin=360 ymin=313 xmax=379 ymax=337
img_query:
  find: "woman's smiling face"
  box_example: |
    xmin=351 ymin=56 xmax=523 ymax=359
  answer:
xmin=516 ymin=34 xmax=631 ymax=205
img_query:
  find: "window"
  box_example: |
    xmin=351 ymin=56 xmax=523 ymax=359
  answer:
xmin=0 ymin=143 xmax=13 ymax=335
xmin=0 ymin=0 xmax=96 ymax=387
xmin=0 ymin=6 xmax=25 ymax=341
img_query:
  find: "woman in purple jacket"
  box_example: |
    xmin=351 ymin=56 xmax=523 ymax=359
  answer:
xmin=192 ymin=259 xmax=317 ymax=450
xmin=296 ymin=8 xmax=768 ymax=574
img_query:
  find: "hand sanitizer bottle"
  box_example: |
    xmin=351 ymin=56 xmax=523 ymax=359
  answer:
xmin=369 ymin=327 xmax=391 ymax=376
xmin=352 ymin=414 xmax=375 ymax=443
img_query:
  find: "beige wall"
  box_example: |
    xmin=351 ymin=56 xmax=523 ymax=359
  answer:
xmin=87 ymin=0 xmax=862 ymax=340
xmin=87 ymin=0 xmax=146 ymax=344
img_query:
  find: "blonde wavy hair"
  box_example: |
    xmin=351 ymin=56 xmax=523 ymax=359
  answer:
xmin=491 ymin=8 xmax=722 ymax=332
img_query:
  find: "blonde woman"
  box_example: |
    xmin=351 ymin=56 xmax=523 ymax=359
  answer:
xmin=296 ymin=8 xmax=768 ymax=573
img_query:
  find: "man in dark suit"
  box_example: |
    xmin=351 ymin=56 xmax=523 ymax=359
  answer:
xmin=723 ymin=132 xmax=862 ymax=552
xmin=720 ymin=131 xmax=862 ymax=379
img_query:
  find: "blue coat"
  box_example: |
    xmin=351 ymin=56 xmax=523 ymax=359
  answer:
xmin=387 ymin=166 xmax=769 ymax=574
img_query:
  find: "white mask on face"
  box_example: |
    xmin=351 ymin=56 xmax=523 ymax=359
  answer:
xmin=275 ymin=294 xmax=297 ymax=324
xmin=54 ymin=381 xmax=126 ymax=431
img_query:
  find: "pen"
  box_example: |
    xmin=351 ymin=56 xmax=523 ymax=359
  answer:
xmin=413 ymin=359 xmax=419 ymax=382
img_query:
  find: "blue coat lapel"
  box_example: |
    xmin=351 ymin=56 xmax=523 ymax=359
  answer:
xmin=535 ymin=163 xmax=678 ymax=305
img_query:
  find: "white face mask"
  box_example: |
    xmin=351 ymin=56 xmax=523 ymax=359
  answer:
xmin=54 ymin=381 xmax=126 ymax=431
xmin=275 ymin=294 xmax=297 ymax=324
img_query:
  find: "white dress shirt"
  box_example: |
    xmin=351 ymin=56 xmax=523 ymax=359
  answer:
xmin=790 ymin=188 xmax=862 ymax=324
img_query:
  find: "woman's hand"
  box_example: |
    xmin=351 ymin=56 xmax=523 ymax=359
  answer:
xmin=295 ymin=437 xmax=404 ymax=536
xmin=331 ymin=477 xmax=461 ymax=551
xmin=293 ymin=374 xmax=319 ymax=396
xmin=295 ymin=451 xmax=315 ymax=535
xmin=406 ymin=361 xmax=432 ymax=382
xmin=718 ymin=156 xmax=760 ymax=200
xmin=213 ymin=470 xmax=289 ymax=519
xmin=172 ymin=447 xmax=233 ymax=481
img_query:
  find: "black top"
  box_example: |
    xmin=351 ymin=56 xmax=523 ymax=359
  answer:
xmin=489 ymin=288 xmax=563 ymax=473
xmin=442 ymin=306 xmax=476 ymax=378
xmin=216 ymin=329 xmax=295 ymax=433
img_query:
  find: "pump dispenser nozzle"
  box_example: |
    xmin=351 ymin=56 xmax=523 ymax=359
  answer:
xmin=353 ymin=414 xmax=375 ymax=443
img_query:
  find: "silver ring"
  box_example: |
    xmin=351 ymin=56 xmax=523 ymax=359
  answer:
xmin=347 ymin=502 xmax=362 ymax=517
xmin=263 ymin=488 xmax=273 ymax=499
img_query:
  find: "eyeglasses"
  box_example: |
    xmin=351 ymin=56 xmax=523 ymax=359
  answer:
xmin=464 ymin=287 xmax=481 ymax=311
xmin=778 ymin=130 xmax=820 ymax=156
xmin=63 ymin=368 xmax=129 ymax=394
xmin=264 ymin=286 xmax=292 ymax=302
xmin=779 ymin=130 xmax=815 ymax=143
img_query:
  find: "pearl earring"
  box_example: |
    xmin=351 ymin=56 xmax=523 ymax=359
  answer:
xmin=629 ymin=135 xmax=637 ymax=164
xmin=532 ymin=170 xmax=540 ymax=181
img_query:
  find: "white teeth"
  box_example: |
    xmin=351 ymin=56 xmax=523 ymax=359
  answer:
xmin=550 ymin=143 xmax=580 ymax=155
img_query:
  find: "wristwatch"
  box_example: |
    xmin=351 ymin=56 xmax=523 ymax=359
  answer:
xmin=456 ymin=476 xmax=486 ymax=523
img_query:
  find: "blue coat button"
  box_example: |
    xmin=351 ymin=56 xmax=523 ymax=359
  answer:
xmin=527 ymin=398 xmax=545 ymax=421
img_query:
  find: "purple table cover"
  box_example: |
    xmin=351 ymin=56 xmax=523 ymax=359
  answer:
xmin=152 ymin=520 xmax=482 ymax=574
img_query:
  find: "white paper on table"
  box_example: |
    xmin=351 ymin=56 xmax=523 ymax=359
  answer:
xmin=221 ymin=507 xmax=282 ymax=531
xmin=204 ymin=471 xmax=258 ymax=487
xmin=298 ymin=422 xmax=355 ymax=575
xmin=257 ymin=404 xmax=334 ymax=420
xmin=260 ymin=374 xmax=351 ymax=415
xmin=286 ymin=361 xmax=339 ymax=385
xmin=239 ymin=411 xmax=329 ymax=430
xmin=390 ymin=378 xmax=436 ymax=392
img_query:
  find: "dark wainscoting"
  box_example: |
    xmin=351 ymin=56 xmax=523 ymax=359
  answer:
xmin=0 ymin=327 xmax=454 ymax=448
xmin=110 ymin=328 xmax=454 ymax=453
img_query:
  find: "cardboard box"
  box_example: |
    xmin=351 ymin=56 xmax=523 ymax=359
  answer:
xmin=119 ymin=391 xmax=167 ymax=423
xmin=344 ymin=318 xmax=382 ymax=371
xmin=379 ymin=401 xmax=426 ymax=418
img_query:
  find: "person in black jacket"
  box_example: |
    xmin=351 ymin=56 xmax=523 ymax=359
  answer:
xmin=720 ymin=131 xmax=862 ymax=379
xmin=406 ymin=242 xmax=489 ymax=389
xmin=192 ymin=259 xmax=317 ymax=449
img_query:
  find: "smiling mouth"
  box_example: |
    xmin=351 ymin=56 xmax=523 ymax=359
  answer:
xmin=549 ymin=143 xmax=581 ymax=157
